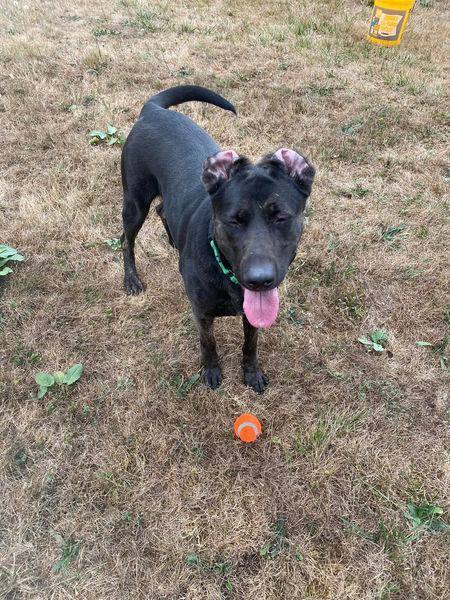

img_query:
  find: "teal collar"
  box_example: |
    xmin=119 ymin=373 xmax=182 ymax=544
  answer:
xmin=209 ymin=238 xmax=239 ymax=285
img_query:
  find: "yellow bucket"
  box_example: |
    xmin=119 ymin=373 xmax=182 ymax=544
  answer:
xmin=368 ymin=0 xmax=415 ymax=47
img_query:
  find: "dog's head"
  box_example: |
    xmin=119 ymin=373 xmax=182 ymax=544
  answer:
xmin=203 ymin=148 xmax=315 ymax=291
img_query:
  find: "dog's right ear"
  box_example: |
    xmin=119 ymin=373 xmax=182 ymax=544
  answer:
xmin=202 ymin=150 xmax=242 ymax=195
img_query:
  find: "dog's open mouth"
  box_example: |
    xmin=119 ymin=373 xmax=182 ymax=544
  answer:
xmin=243 ymin=287 xmax=279 ymax=329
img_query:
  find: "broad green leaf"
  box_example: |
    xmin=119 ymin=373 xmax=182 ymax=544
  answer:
xmin=0 ymin=254 xmax=23 ymax=264
xmin=405 ymin=503 xmax=420 ymax=526
xmin=372 ymin=342 xmax=384 ymax=352
xmin=35 ymin=372 xmax=55 ymax=387
xmin=53 ymin=371 xmax=66 ymax=385
xmin=0 ymin=245 xmax=19 ymax=258
xmin=185 ymin=372 xmax=200 ymax=387
xmin=186 ymin=554 xmax=199 ymax=566
xmin=0 ymin=251 xmax=23 ymax=269
xmin=415 ymin=341 xmax=433 ymax=347
xmin=104 ymin=238 xmax=122 ymax=251
xmin=63 ymin=363 xmax=84 ymax=385
xmin=37 ymin=385 xmax=48 ymax=399
xmin=52 ymin=557 xmax=68 ymax=573
xmin=106 ymin=125 xmax=117 ymax=135
xmin=358 ymin=337 xmax=372 ymax=345
xmin=371 ymin=329 xmax=388 ymax=344
xmin=89 ymin=130 xmax=107 ymax=139
xmin=0 ymin=267 xmax=13 ymax=276
xmin=8 ymin=252 xmax=23 ymax=262
xmin=177 ymin=372 xmax=200 ymax=397
xmin=106 ymin=137 xmax=117 ymax=145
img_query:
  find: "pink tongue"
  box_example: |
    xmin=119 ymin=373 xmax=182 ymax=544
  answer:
xmin=243 ymin=288 xmax=279 ymax=329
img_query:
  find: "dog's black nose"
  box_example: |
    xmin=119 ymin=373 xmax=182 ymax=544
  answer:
xmin=243 ymin=261 xmax=276 ymax=290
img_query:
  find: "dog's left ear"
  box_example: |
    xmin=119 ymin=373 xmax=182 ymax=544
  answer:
xmin=202 ymin=150 xmax=242 ymax=195
xmin=272 ymin=148 xmax=315 ymax=195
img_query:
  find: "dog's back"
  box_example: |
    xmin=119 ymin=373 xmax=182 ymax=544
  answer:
xmin=122 ymin=86 xmax=236 ymax=247
xmin=120 ymin=86 xmax=236 ymax=294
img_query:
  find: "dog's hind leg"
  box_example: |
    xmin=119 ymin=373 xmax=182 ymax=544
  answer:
xmin=155 ymin=202 xmax=175 ymax=248
xmin=121 ymin=175 xmax=159 ymax=295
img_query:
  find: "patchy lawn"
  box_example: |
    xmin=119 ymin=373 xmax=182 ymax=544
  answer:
xmin=0 ymin=0 xmax=448 ymax=598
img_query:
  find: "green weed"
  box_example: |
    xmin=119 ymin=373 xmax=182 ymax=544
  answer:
xmin=134 ymin=11 xmax=159 ymax=32
xmin=186 ymin=554 xmax=200 ymax=566
xmin=12 ymin=347 xmax=41 ymax=366
xmin=295 ymin=410 xmax=367 ymax=455
xmin=0 ymin=244 xmax=24 ymax=277
xmin=49 ymin=529 xmax=81 ymax=573
xmin=339 ymin=182 xmax=370 ymax=198
xmin=416 ymin=337 xmax=448 ymax=369
xmin=88 ymin=125 xmax=125 ymax=146
xmin=174 ymin=67 xmax=193 ymax=78
xmin=335 ymin=291 xmax=366 ymax=322
xmin=104 ymin=237 xmax=122 ymax=251
xmin=343 ymin=264 xmax=358 ymax=278
xmin=308 ymin=83 xmax=333 ymax=96
xmin=280 ymin=305 xmax=307 ymax=326
xmin=398 ymin=266 xmax=422 ymax=280
xmin=116 ymin=377 xmax=134 ymax=390
xmin=341 ymin=118 xmax=363 ymax=135
xmin=260 ymin=519 xmax=287 ymax=559
xmin=415 ymin=225 xmax=429 ymax=239
xmin=341 ymin=517 xmax=407 ymax=559
xmin=35 ymin=363 xmax=84 ymax=399
xmin=185 ymin=553 xmax=233 ymax=590
xmin=405 ymin=502 xmax=449 ymax=536
xmin=358 ymin=329 xmax=388 ymax=353
xmin=358 ymin=379 xmax=403 ymax=412
xmin=179 ymin=23 xmax=196 ymax=34
xmin=170 ymin=372 xmax=200 ymax=398
xmin=92 ymin=27 xmax=119 ymax=37
xmin=380 ymin=224 xmax=406 ymax=246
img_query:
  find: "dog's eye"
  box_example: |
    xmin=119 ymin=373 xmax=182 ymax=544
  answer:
xmin=273 ymin=212 xmax=291 ymax=223
xmin=227 ymin=213 xmax=247 ymax=227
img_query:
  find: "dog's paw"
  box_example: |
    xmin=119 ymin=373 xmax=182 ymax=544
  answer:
xmin=202 ymin=366 xmax=222 ymax=390
xmin=124 ymin=272 xmax=144 ymax=295
xmin=244 ymin=369 xmax=268 ymax=394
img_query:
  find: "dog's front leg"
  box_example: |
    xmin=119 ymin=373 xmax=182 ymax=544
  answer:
xmin=194 ymin=314 xmax=222 ymax=389
xmin=242 ymin=315 xmax=268 ymax=393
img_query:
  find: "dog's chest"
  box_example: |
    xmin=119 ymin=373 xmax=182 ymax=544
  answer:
xmin=214 ymin=285 xmax=244 ymax=317
xmin=195 ymin=281 xmax=243 ymax=318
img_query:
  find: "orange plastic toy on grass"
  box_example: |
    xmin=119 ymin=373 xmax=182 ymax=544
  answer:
xmin=234 ymin=413 xmax=262 ymax=443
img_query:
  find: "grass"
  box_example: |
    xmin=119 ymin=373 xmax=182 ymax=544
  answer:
xmin=0 ymin=0 xmax=449 ymax=599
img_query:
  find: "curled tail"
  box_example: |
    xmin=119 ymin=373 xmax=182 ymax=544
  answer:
xmin=145 ymin=85 xmax=236 ymax=115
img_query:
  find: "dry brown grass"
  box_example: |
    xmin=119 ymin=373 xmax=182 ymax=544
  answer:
xmin=1 ymin=0 xmax=449 ymax=598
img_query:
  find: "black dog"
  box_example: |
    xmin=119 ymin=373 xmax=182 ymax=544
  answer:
xmin=121 ymin=86 xmax=315 ymax=393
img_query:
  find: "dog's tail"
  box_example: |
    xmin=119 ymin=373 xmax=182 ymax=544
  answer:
xmin=147 ymin=85 xmax=236 ymax=115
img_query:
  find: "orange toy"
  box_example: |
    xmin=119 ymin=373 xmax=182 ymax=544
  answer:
xmin=234 ymin=413 xmax=262 ymax=443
